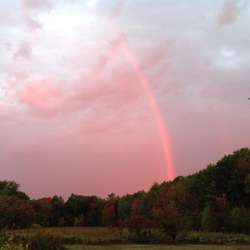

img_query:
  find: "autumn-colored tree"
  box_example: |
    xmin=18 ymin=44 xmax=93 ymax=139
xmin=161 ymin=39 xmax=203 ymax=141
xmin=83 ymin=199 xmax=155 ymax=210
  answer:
xmin=31 ymin=198 xmax=51 ymax=226
xmin=152 ymin=204 xmax=181 ymax=240
xmin=0 ymin=197 xmax=35 ymax=229
xmin=126 ymin=215 xmax=154 ymax=241
xmin=0 ymin=148 xmax=250 ymax=235
xmin=102 ymin=197 xmax=117 ymax=226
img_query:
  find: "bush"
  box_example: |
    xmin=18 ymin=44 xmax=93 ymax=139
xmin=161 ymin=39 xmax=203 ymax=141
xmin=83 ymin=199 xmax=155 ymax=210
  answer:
xmin=176 ymin=231 xmax=250 ymax=244
xmin=27 ymin=233 xmax=66 ymax=250
xmin=0 ymin=243 xmax=28 ymax=250
xmin=0 ymin=235 xmax=28 ymax=250
xmin=230 ymin=207 xmax=250 ymax=234
xmin=30 ymin=224 xmax=42 ymax=230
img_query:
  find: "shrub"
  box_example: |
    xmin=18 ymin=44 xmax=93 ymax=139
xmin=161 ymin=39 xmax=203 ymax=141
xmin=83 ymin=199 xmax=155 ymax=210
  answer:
xmin=26 ymin=233 xmax=66 ymax=250
xmin=0 ymin=235 xmax=28 ymax=250
xmin=30 ymin=224 xmax=42 ymax=230
xmin=175 ymin=231 xmax=250 ymax=244
xmin=230 ymin=207 xmax=250 ymax=234
xmin=0 ymin=243 xmax=28 ymax=250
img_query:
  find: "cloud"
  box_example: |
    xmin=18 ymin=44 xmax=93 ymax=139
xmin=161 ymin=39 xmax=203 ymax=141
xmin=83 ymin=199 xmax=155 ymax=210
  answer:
xmin=22 ymin=0 xmax=51 ymax=10
xmin=21 ymin=0 xmax=53 ymax=30
xmin=17 ymin=62 xmax=144 ymax=119
xmin=217 ymin=0 xmax=242 ymax=26
xmin=18 ymin=80 xmax=64 ymax=117
xmin=90 ymin=0 xmax=128 ymax=19
xmin=1 ymin=0 xmax=250 ymax=197
xmin=15 ymin=35 xmax=146 ymax=119
xmin=14 ymin=43 xmax=32 ymax=59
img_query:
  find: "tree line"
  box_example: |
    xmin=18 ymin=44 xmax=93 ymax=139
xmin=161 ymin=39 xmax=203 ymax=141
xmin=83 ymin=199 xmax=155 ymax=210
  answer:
xmin=0 ymin=148 xmax=250 ymax=239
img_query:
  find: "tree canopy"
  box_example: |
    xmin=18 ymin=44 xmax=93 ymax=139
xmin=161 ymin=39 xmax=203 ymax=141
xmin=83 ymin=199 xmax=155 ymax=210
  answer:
xmin=0 ymin=148 xmax=250 ymax=236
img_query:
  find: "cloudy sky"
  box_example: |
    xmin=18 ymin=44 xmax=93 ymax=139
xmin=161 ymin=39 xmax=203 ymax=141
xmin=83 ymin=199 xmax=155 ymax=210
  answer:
xmin=0 ymin=0 xmax=250 ymax=198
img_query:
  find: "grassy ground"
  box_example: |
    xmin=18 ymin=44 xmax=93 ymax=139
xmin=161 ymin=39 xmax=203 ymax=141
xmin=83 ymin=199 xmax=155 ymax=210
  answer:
xmin=6 ymin=227 xmax=250 ymax=246
xmin=10 ymin=227 xmax=117 ymax=239
xmin=45 ymin=227 xmax=116 ymax=238
xmin=67 ymin=245 xmax=250 ymax=250
xmin=7 ymin=227 xmax=121 ymax=244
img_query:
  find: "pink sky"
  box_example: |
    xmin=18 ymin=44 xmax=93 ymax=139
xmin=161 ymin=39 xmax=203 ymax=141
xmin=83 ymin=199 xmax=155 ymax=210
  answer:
xmin=0 ymin=0 xmax=250 ymax=198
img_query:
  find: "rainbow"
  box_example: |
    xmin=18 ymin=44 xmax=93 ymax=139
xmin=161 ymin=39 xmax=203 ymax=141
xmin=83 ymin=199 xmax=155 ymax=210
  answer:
xmin=119 ymin=39 xmax=176 ymax=180
xmin=90 ymin=0 xmax=176 ymax=180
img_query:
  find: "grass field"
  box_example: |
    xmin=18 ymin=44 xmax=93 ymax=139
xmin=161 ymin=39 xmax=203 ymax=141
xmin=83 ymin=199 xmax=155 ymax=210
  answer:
xmin=67 ymin=245 xmax=250 ymax=250
xmin=11 ymin=227 xmax=117 ymax=238
xmin=6 ymin=227 xmax=250 ymax=248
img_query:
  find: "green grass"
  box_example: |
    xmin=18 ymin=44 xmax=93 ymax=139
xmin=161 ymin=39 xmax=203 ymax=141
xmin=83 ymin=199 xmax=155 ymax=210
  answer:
xmin=6 ymin=227 xmax=250 ymax=246
xmin=9 ymin=227 xmax=117 ymax=239
xmin=66 ymin=245 xmax=250 ymax=250
xmin=45 ymin=227 xmax=117 ymax=238
xmin=7 ymin=227 xmax=121 ymax=244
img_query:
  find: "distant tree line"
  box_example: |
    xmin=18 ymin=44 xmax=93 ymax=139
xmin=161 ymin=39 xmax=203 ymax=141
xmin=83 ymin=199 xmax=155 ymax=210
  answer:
xmin=1 ymin=148 xmax=250 ymax=239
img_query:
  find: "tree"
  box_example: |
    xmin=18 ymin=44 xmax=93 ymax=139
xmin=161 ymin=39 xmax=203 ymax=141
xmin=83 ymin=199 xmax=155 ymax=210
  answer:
xmin=102 ymin=201 xmax=117 ymax=226
xmin=0 ymin=181 xmax=29 ymax=200
xmin=64 ymin=195 xmax=104 ymax=226
xmin=32 ymin=198 xmax=51 ymax=226
xmin=201 ymin=195 xmax=230 ymax=232
xmin=245 ymin=174 xmax=250 ymax=194
xmin=230 ymin=207 xmax=250 ymax=233
xmin=0 ymin=147 xmax=250 ymax=235
xmin=153 ymin=203 xmax=181 ymax=240
xmin=126 ymin=215 xmax=154 ymax=242
xmin=84 ymin=197 xmax=104 ymax=226
xmin=117 ymin=195 xmax=132 ymax=221
xmin=0 ymin=197 xmax=35 ymax=229
xmin=64 ymin=194 xmax=86 ymax=226
xmin=49 ymin=196 xmax=64 ymax=226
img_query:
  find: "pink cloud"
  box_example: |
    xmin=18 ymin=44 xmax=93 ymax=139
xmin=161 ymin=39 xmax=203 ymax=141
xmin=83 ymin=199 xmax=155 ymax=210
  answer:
xmin=15 ymin=38 xmax=145 ymax=119
xmin=0 ymin=100 xmax=6 ymax=111
xmin=18 ymin=80 xmax=64 ymax=116
xmin=1 ymin=0 xmax=250 ymax=198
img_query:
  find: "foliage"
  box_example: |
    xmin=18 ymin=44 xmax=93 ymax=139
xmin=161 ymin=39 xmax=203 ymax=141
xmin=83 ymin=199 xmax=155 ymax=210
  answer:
xmin=176 ymin=231 xmax=250 ymax=245
xmin=230 ymin=207 xmax=250 ymax=233
xmin=0 ymin=181 xmax=29 ymax=200
xmin=1 ymin=148 xmax=250 ymax=239
xmin=201 ymin=195 xmax=230 ymax=232
xmin=0 ymin=197 xmax=35 ymax=229
xmin=66 ymin=246 xmax=250 ymax=250
xmin=0 ymin=235 xmax=28 ymax=250
xmin=5 ymin=227 xmax=250 ymax=246
xmin=27 ymin=232 xmax=66 ymax=250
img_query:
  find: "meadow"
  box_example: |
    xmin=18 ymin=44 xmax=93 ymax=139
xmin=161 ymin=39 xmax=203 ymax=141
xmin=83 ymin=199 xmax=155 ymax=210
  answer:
xmin=2 ymin=227 xmax=250 ymax=250
xmin=4 ymin=227 xmax=250 ymax=249
xmin=67 ymin=245 xmax=250 ymax=250
xmin=7 ymin=227 xmax=250 ymax=245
